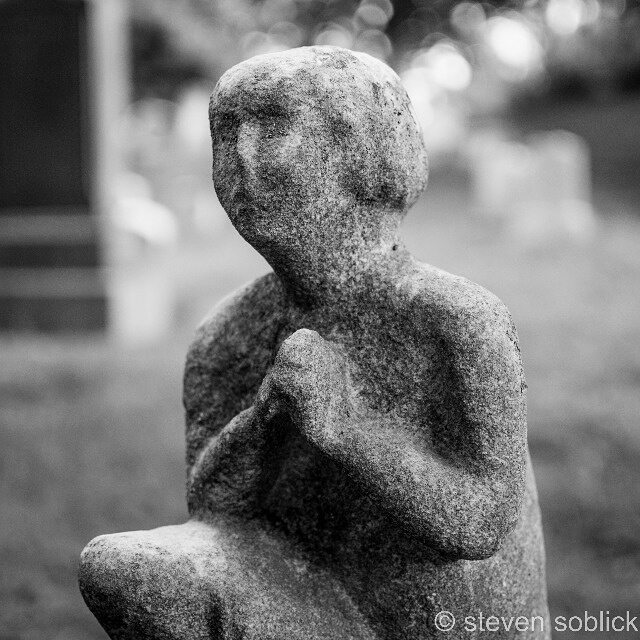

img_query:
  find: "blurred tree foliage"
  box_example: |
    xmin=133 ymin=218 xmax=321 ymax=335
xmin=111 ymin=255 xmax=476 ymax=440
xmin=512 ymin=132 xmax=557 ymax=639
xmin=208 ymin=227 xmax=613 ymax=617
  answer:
xmin=130 ymin=0 xmax=640 ymax=103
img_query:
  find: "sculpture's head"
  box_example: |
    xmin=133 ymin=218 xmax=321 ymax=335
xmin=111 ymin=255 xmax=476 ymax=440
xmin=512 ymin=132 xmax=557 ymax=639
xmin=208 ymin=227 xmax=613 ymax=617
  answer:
xmin=210 ymin=46 xmax=428 ymax=262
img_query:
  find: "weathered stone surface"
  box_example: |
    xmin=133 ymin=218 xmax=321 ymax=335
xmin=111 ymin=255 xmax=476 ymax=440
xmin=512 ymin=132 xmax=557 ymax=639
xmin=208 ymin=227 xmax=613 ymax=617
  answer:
xmin=80 ymin=46 xmax=550 ymax=639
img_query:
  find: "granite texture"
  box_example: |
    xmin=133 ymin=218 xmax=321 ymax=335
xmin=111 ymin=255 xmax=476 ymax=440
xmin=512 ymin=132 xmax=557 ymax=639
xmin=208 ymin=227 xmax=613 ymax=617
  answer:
xmin=80 ymin=46 xmax=550 ymax=639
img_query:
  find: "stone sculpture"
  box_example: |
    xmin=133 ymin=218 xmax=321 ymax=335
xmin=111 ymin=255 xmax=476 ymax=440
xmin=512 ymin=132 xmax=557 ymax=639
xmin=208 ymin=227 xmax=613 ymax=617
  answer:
xmin=79 ymin=46 xmax=550 ymax=639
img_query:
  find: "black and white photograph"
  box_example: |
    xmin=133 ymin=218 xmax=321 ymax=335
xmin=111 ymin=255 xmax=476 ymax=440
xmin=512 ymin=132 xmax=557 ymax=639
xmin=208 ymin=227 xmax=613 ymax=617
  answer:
xmin=1 ymin=0 xmax=639 ymax=638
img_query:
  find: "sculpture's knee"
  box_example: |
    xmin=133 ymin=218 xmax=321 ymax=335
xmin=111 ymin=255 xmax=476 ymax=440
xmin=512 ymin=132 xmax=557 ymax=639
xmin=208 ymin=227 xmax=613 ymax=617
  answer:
xmin=79 ymin=527 xmax=215 ymax=639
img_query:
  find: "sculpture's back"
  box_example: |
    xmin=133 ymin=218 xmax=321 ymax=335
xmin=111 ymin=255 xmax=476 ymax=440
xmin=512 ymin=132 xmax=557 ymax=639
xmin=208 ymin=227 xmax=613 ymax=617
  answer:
xmin=80 ymin=46 xmax=550 ymax=639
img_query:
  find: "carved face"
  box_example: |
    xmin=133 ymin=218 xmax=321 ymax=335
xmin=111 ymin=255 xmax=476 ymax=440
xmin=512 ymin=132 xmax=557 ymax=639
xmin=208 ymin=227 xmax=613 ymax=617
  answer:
xmin=211 ymin=87 xmax=344 ymax=249
xmin=210 ymin=47 xmax=429 ymax=256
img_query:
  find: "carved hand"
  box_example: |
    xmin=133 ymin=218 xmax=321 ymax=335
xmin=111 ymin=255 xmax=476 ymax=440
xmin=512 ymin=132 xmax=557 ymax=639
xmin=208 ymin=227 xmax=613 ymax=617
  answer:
xmin=254 ymin=328 xmax=350 ymax=454
xmin=188 ymin=329 xmax=350 ymax=517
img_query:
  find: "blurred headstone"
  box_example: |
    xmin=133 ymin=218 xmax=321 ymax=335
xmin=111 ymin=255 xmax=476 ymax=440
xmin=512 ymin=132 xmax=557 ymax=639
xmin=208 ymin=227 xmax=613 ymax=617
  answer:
xmin=0 ymin=0 xmax=128 ymax=331
xmin=468 ymin=128 xmax=597 ymax=244
xmin=468 ymin=129 xmax=532 ymax=217
xmin=509 ymin=131 xmax=597 ymax=244
xmin=108 ymin=172 xmax=178 ymax=345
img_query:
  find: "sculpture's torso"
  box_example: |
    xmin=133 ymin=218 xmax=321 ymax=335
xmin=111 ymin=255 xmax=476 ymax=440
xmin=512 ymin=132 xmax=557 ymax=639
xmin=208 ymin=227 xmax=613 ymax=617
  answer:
xmin=184 ymin=262 xmax=550 ymax=639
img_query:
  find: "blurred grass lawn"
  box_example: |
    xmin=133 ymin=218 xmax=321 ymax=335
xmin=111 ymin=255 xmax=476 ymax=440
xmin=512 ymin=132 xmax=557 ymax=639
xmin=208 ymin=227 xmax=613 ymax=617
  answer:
xmin=1 ymin=179 xmax=640 ymax=639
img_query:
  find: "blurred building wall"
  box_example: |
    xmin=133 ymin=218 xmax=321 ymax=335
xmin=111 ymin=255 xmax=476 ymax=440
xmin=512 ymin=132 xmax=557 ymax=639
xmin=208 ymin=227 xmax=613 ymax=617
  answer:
xmin=0 ymin=0 xmax=128 ymax=332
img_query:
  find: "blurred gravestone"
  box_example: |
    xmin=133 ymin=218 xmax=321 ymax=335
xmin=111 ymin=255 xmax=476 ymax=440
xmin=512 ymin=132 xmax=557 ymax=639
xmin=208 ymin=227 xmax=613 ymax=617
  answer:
xmin=0 ymin=0 xmax=128 ymax=331
xmin=468 ymin=128 xmax=597 ymax=244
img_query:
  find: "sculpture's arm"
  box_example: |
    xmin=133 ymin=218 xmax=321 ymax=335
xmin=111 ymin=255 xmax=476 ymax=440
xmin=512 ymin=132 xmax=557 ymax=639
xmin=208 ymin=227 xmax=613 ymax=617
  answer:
xmin=322 ymin=419 xmax=525 ymax=561
xmin=183 ymin=274 xmax=285 ymax=515
xmin=186 ymin=405 xmax=286 ymax=517
xmin=265 ymin=308 xmax=527 ymax=561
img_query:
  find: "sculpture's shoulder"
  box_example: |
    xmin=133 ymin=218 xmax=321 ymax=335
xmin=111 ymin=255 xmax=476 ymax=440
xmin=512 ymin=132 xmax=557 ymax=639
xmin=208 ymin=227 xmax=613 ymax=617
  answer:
xmin=183 ymin=272 xmax=287 ymax=464
xmin=398 ymin=261 xmax=527 ymax=472
xmin=400 ymin=260 xmax=523 ymax=378
xmin=187 ymin=271 xmax=286 ymax=363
